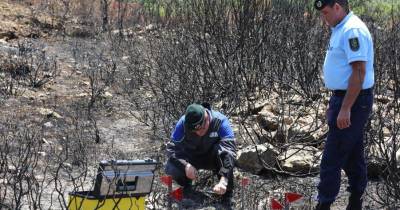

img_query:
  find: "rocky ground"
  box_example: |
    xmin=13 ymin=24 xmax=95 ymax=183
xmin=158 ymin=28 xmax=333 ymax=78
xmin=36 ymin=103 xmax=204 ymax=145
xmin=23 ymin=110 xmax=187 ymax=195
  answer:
xmin=0 ymin=1 xmax=387 ymax=209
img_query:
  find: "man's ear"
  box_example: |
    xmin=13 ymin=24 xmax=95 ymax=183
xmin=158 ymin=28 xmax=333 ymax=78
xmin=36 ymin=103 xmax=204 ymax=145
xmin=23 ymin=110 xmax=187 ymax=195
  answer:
xmin=334 ymin=3 xmax=341 ymax=12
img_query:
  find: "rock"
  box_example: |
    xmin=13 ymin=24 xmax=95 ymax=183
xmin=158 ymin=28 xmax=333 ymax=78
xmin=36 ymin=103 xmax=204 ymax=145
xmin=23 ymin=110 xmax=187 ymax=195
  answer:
xmin=67 ymin=26 xmax=93 ymax=38
xmin=145 ymin=24 xmax=156 ymax=31
xmin=0 ymin=31 xmax=18 ymax=41
xmin=232 ymin=99 xmax=273 ymax=116
xmin=76 ymin=93 xmax=89 ymax=97
xmin=101 ymin=91 xmax=113 ymax=99
xmin=383 ymin=127 xmax=391 ymax=137
xmin=63 ymin=163 xmax=72 ymax=170
xmin=288 ymin=94 xmax=304 ymax=105
xmin=376 ymin=95 xmax=391 ymax=104
xmin=283 ymin=116 xmax=293 ymax=125
xmin=38 ymin=108 xmax=63 ymax=119
xmin=204 ymin=32 xmax=211 ymax=40
xmin=287 ymin=126 xmax=317 ymax=143
xmin=0 ymin=38 xmax=8 ymax=44
xmin=0 ymin=44 xmax=18 ymax=54
xmin=260 ymin=103 xmax=280 ymax=115
xmin=278 ymin=145 xmax=321 ymax=173
xmin=262 ymin=104 xmax=275 ymax=113
xmin=256 ymin=112 xmax=278 ymax=131
xmin=43 ymin=121 xmax=54 ymax=128
xmin=388 ymin=79 xmax=396 ymax=91
xmin=286 ymin=115 xmax=327 ymax=143
xmin=297 ymin=116 xmax=314 ymax=125
xmin=8 ymin=165 xmax=17 ymax=173
xmin=248 ymin=100 xmax=269 ymax=115
xmin=237 ymin=143 xmax=279 ymax=174
xmin=112 ymin=28 xmax=135 ymax=37
xmin=38 ymin=151 xmax=46 ymax=157
xmin=81 ymin=81 xmax=90 ymax=87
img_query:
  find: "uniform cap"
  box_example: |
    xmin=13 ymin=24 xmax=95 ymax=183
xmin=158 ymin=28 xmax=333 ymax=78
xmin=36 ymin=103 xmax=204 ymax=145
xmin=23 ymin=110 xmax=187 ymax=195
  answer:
xmin=184 ymin=104 xmax=205 ymax=131
xmin=314 ymin=0 xmax=335 ymax=10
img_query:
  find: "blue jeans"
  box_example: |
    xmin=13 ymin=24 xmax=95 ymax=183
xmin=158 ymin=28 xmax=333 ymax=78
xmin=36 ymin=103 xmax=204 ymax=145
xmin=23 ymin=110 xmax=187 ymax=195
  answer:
xmin=318 ymin=93 xmax=373 ymax=204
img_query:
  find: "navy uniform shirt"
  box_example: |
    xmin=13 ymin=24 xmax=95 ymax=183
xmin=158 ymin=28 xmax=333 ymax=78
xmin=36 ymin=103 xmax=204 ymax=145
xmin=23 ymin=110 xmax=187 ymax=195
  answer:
xmin=323 ymin=12 xmax=374 ymax=90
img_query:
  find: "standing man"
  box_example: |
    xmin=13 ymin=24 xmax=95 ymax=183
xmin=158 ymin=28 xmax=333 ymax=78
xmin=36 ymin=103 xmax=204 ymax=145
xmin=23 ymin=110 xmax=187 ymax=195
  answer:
xmin=314 ymin=0 xmax=374 ymax=209
xmin=165 ymin=103 xmax=236 ymax=205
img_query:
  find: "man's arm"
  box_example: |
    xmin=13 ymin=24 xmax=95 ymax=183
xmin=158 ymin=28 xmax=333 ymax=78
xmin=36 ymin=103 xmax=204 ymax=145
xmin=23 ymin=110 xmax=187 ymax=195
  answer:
xmin=213 ymin=117 xmax=236 ymax=194
xmin=166 ymin=117 xmax=190 ymax=171
xmin=336 ymin=61 xmax=366 ymax=129
xmin=167 ymin=117 xmax=198 ymax=180
xmin=166 ymin=141 xmax=188 ymax=169
xmin=217 ymin=118 xmax=237 ymax=155
xmin=166 ymin=141 xmax=198 ymax=179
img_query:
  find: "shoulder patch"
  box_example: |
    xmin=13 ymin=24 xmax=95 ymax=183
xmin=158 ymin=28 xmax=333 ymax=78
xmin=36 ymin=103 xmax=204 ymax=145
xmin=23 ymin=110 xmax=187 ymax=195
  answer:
xmin=349 ymin=38 xmax=360 ymax=51
xmin=209 ymin=132 xmax=218 ymax=138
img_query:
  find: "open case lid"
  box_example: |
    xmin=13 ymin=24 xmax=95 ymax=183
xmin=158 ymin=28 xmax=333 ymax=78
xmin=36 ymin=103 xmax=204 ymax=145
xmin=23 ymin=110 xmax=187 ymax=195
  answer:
xmin=99 ymin=159 xmax=157 ymax=171
xmin=94 ymin=159 xmax=158 ymax=197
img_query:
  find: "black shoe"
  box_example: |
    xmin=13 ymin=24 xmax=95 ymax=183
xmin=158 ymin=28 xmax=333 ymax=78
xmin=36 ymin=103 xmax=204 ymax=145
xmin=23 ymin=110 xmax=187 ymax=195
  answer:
xmin=220 ymin=191 xmax=234 ymax=210
xmin=181 ymin=186 xmax=197 ymax=208
xmin=183 ymin=185 xmax=196 ymax=198
xmin=315 ymin=202 xmax=331 ymax=210
xmin=346 ymin=193 xmax=363 ymax=210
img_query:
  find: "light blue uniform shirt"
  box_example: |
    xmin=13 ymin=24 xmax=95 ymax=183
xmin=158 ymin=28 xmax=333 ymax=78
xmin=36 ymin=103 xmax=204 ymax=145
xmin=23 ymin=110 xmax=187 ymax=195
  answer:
xmin=323 ymin=12 xmax=374 ymax=90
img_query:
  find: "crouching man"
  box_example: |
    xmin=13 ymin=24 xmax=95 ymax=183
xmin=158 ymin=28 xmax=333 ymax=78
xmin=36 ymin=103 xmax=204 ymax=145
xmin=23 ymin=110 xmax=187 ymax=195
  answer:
xmin=165 ymin=103 xmax=236 ymax=204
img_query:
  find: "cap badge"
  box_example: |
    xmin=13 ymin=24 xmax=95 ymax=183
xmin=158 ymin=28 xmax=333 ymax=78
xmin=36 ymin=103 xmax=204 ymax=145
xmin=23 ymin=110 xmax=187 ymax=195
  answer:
xmin=316 ymin=1 xmax=323 ymax=8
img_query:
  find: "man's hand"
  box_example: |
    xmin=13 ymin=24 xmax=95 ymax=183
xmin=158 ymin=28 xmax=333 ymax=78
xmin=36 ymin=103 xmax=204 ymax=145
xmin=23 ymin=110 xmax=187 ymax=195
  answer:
xmin=213 ymin=176 xmax=228 ymax=195
xmin=185 ymin=163 xmax=197 ymax=180
xmin=336 ymin=60 xmax=365 ymax=130
xmin=337 ymin=108 xmax=351 ymax=129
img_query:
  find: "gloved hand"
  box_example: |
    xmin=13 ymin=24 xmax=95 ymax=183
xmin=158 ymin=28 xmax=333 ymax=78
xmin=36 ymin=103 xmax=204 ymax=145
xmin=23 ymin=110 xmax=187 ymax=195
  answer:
xmin=213 ymin=176 xmax=228 ymax=195
xmin=185 ymin=163 xmax=197 ymax=180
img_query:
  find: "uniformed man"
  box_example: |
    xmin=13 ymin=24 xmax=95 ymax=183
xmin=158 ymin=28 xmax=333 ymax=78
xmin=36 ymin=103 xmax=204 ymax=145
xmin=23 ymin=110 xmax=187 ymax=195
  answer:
xmin=165 ymin=103 xmax=236 ymax=204
xmin=314 ymin=0 xmax=374 ymax=209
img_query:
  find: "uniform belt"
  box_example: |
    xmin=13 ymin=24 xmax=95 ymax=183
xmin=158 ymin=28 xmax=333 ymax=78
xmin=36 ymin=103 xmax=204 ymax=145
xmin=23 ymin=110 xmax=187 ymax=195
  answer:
xmin=332 ymin=88 xmax=373 ymax=97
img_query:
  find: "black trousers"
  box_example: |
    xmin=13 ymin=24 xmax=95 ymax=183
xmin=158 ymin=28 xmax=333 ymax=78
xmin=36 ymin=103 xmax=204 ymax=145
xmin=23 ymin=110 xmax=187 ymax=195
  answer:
xmin=165 ymin=144 xmax=234 ymax=191
xmin=317 ymin=93 xmax=373 ymax=204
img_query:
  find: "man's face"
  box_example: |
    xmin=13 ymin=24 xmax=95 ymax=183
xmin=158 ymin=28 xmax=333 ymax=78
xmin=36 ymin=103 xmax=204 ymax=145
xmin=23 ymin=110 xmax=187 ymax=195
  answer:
xmin=320 ymin=4 xmax=340 ymax=27
xmin=194 ymin=111 xmax=210 ymax=137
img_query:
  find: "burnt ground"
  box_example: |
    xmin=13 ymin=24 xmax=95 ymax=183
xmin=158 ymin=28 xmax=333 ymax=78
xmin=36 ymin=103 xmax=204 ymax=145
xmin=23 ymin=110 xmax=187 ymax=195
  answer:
xmin=0 ymin=1 xmax=385 ymax=209
xmin=1 ymin=38 xmax=381 ymax=210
